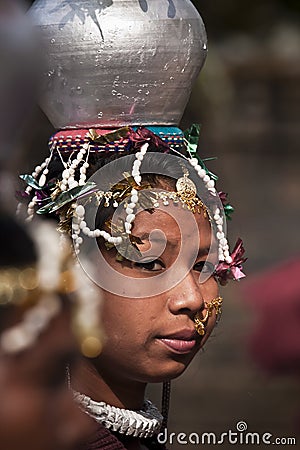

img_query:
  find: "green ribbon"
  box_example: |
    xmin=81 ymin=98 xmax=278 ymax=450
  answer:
xmin=36 ymin=182 xmax=96 ymax=215
xmin=183 ymin=124 xmax=218 ymax=181
xmin=20 ymin=174 xmax=43 ymax=191
xmin=183 ymin=124 xmax=201 ymax=155
xmin=224 ymin=204 xmax=235 ymax=220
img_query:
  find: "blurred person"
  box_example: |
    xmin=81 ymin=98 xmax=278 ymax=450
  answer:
xmin=0 ymin=3 xmax=101 ymax=449
xmin=0 ymin=213 xmax=102 ymax=450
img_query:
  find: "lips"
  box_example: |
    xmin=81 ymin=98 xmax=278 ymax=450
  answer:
xmin=157 ymin=329 xmax=199 ymax=354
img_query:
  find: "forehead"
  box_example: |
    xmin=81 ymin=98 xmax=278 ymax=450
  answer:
xmin=132 ymin=203 xmax=212 ymax=247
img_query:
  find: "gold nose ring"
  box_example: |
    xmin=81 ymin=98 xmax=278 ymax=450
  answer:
xmin=194 ymin=296 xmax=223 ymax=336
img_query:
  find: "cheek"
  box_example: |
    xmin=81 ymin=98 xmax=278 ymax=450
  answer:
xmin=100 ymin=295 xmax=160 ymax=354
xmin=201 ymin=276 xmax=220 ymax=299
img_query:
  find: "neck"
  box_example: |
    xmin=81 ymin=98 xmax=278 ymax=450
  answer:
xmin=71 ymin=357 xmax=147 ymax=410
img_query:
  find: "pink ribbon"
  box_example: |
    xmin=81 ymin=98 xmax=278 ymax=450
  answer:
xmin=215 ymin=238 xmax=247 ymax=285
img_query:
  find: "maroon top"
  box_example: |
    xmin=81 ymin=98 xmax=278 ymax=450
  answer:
xmin=80 ymin=423 xmax=167 ymax=450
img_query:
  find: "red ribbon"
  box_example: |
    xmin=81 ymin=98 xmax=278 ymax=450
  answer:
xmin=127 ymin=127 xmax=171 ymax=152
xmin=218 ymin=191 xmax=228 ymax=205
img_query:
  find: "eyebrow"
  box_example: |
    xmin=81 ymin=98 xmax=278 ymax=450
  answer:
xmin=138 ymin=233 xmax=179 ymax=249
xmin=138 ymin=234 xmax=217 ymax=256
xmin=198 ymin=241 xmax=219 ymax=258
xmin=197 ymin=247 xmax=210 ymax=258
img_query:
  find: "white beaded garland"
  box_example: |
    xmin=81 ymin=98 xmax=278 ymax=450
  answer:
xmin=72 ymin=197 xmax=126 ymax=254
xmin=18 ymin=154 xmax=52 ymax=217
xmin=57 ymin=143 xmax=91 ymax=192
xmin=76 ymin=205 xmax=85 ymax=217
xmin=131 ymin=143 xmax=148 ymax=187
xmin=125 ymin=223 xmax=132 ymax=234
xmin=110 ymin=142 xmax=150 ymax=241
xmin=126 ymin=214 xmax=135 ymax=224
xmin=198 ymin=168 xmax=206 ymax=178
xmin=188 ymin=157 xmax=231 ymax=264
xmin=38 ymin=174 xmax=47 ymax=187
xmin=83 ymin=227 xmax=90 ymax=236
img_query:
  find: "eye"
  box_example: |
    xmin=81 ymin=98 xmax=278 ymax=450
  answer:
xmin=193 ymin=260 xmax=215 ymax=274
xmin=134 ymin=258 xmax=165 ymax=272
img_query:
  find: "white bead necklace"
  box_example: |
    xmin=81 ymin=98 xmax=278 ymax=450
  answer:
xmin=74 ymin=392 xmax=163 ymax=439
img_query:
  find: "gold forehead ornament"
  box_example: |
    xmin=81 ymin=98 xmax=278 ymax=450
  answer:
xmin=175 ymin=170 xmax=207 ymax=215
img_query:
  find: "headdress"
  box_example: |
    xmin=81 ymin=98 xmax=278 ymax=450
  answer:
xmin=18 ymin=124 xmax=246 ymax=284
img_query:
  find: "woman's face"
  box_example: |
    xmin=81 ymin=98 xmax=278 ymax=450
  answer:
xmin=97 ymin=204 xmax=219 ymax=383
xmin=0 ymin=306 xmax=94 ymax=450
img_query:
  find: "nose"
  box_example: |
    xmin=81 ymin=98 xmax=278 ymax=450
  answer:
xmin=55 ymin=389 xmax=96 ymax=450
xmin=167 ymin=270 xmax=206 ymax=317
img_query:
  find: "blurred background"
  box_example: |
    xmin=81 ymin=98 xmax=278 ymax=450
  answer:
xmin=8 ymin=0 xmax=300 ymax=447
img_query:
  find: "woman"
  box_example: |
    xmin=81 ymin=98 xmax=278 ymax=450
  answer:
xmin=21 ymin=3 xmax=246 ymax=447
xmin=19 ymin=126 xmax=246 ymax=449
xmin=0 ymin=212 xmax=100 ymax=450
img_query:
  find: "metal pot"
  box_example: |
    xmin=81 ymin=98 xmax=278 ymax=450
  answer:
xmin=29 ymin=0 xmax=207 ymax=129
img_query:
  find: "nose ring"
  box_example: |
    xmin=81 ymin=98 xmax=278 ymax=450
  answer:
xmin=194 ymin=296 xmax=223 ymax=336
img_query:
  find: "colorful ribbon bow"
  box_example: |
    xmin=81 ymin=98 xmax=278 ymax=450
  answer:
xmin=215 ymin=238 xmax=247 ymax=285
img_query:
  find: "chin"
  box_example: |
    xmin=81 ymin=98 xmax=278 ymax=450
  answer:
xmin=142 ymin=358 xmax=192 ymax=383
